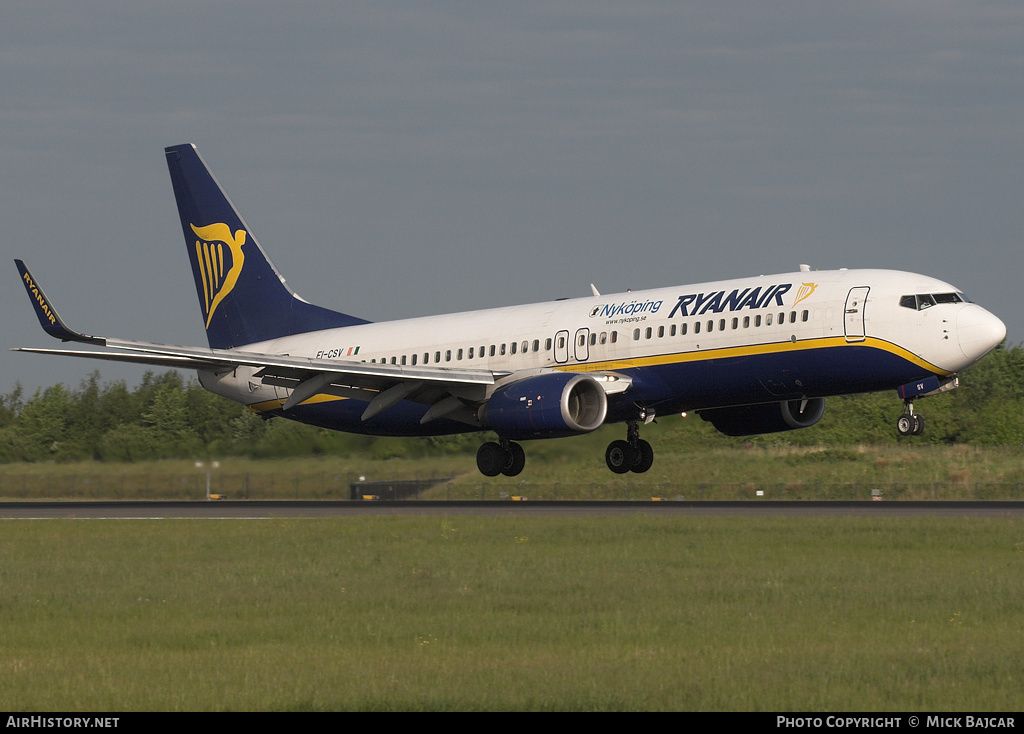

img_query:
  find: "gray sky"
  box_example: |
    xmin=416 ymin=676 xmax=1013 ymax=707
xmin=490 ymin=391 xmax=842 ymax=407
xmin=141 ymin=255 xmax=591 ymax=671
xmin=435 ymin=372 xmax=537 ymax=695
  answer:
xmin=4 ymin=1 xmax=1023 ymax=396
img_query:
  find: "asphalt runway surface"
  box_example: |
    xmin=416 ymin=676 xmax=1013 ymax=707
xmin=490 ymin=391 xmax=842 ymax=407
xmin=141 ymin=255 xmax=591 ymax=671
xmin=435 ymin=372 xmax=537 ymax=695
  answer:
xmin=1 ymin=500 xmax=1022 ymax=519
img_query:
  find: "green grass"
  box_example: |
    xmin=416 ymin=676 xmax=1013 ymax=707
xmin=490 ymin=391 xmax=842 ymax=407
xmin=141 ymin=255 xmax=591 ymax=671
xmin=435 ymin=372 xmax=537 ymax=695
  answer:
xmin=1 ymin=516 xmax=1022 ymax=710
xmin=2 ymin=434 xmax=1024 ymax=500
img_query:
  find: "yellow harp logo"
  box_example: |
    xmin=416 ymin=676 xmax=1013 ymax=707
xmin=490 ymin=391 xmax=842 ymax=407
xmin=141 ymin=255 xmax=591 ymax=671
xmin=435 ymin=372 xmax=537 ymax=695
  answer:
xmin=793 ymin=282 xmax=818 ymax=306
xmin=192 ymin=223 xmax=246 ymax=328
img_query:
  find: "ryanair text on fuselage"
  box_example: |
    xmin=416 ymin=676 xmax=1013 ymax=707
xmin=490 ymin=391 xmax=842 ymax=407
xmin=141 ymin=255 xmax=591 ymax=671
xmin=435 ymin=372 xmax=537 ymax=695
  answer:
xmin=668 ymin=283 xmax=793 ymax=318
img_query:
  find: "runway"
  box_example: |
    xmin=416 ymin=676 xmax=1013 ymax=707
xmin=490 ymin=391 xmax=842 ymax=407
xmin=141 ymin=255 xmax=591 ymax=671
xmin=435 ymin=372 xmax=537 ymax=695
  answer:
xmin=1 ymin=500 xmax=1022 ymax=519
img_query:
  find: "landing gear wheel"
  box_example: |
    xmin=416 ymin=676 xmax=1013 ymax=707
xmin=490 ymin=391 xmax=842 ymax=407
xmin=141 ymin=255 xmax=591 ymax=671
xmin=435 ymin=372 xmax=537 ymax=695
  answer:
xmin=476 ymin=442 xmax=505 ymax=477
xmin=606 ymin=440 xmax=635 ymax=474
xmin=911 ymin=414 xmax=924 ymax=436
xmin=602 ymin=438 xmax=634 ymax=472
xmin=631 ymin=439 xmax=654 ymax=473
xmin=477 ymin=441 xmax=526 ymax=477
xmin=896 ymin=414 xmax=914 ymax=436
xmin=501 ymin=442 xmax=526 ymax=477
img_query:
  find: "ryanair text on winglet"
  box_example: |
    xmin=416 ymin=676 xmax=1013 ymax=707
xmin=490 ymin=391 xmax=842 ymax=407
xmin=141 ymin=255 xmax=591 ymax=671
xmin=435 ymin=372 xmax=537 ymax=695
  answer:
xmin=21 ymin=270 xmax=57 ymax=327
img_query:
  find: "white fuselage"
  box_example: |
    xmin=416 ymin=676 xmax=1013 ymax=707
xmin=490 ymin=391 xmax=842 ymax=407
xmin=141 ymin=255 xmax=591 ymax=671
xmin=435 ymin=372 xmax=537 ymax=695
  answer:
xmin=199 ymin=267 xmax=1005 ymax=435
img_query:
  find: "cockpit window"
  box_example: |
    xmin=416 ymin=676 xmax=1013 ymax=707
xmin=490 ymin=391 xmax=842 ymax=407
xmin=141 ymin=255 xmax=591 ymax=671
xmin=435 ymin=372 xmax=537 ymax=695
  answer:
xmin=899 ymin=292 xmax=966 ymax=311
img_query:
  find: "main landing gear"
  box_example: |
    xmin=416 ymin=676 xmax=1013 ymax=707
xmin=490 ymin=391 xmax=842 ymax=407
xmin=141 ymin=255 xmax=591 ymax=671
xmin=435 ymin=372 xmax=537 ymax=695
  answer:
xmin=476 ymin=438 xmax=526 ymax=477
xmin=896 ymin=400 xmax=925 ymax=436
xmin=605 ymin=419 xmax=654 ymax=474
xmin=476 ymin=414 xmax=657 ymax=477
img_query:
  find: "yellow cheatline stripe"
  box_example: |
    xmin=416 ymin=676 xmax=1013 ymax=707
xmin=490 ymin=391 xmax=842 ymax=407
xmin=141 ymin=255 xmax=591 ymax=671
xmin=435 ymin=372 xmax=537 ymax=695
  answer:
xmin=247 ymin=393 xmax=347 ymax=414
xmin=556 ymin=336 xmax=951 ymax=376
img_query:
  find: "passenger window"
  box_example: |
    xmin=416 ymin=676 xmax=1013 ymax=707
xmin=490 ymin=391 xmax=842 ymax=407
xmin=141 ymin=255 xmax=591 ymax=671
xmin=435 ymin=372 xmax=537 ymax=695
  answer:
xmin=545 ymin=338 xmax=552 ymax=350
xmin=743 ymin=316 xmax=750 ymax=328
xmin=658 ymin=326 xmax=665 ymax=338
xmin=718 ymin=319 xmax=725 ymax=331
xmin=801 ymin=310 xmax=808 ymax=322
xmin=445 ymin=350 xmax=451 ymax=362
xmin=589 ymin=333 xmax=596 ymax=346
xmin=707 ymin=320 xmax=714 ymax=332
xmin=680 ymin=323 xmax=687 ymax=335
xmin=645 ymin=327 xmax=652 ymax=339
xmin=694 ymin=321 xmax=701 ymax=334
xmin=522 ymin=341 xmax=529 ymax=353
xmin=490 ymin=345 xmax=496 ymax=357
xmin=669 ymin=324 xmax=676 ymax=337
xmin=633 ymin=329 xmax=641 ymax=340
xmin=500 ymin=344 xmax=506 ymax=356
xmin=533 ymin=339 xmax=540 ymax=352
xmin=610 ymin=331 xmax=617 ymax=343
xmin=468 ymin=347 xmax=474 ymax=359
xmin=510 ymin=342 xmax=517 ymax=355
xmin=435 ymin=351 xmax=441 ymax=363
xmin=457 ymin=349 xmax=463 ymax=360
xmin=401 ymin=355 xmax=407 ymax=365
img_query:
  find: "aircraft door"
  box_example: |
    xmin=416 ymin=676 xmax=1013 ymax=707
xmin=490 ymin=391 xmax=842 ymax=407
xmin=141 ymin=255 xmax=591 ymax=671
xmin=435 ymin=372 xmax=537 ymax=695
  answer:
xmin=554 ymin=330 xmax=569 ymax=364
xmin=574 ymin=328 xmax=590 ymax=362
xmin=844 ymin=286 xmax=870 ymax=342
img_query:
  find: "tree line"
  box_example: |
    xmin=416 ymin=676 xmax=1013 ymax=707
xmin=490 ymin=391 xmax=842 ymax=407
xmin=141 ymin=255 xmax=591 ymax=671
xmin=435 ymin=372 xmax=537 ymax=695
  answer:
xmin=1 ymin=343 xmax=1020 ymax=464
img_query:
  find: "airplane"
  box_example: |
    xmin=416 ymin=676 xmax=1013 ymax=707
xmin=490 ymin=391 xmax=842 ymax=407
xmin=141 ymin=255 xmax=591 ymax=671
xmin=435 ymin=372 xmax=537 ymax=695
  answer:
xmin=15 ymin=144 xmax=1007 ymax=477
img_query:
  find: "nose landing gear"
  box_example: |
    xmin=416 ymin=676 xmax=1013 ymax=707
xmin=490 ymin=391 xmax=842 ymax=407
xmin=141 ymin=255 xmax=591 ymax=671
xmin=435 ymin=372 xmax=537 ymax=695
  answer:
xmin=897 ymin=400 xmax=925 ymax=436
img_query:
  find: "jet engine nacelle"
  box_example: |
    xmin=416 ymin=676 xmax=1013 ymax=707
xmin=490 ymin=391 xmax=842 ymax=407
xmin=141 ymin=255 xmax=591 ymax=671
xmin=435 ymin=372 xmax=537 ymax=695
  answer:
xmin=480 ymin=373 xmax=608 ymax=440
xmin=699 ymin=398 xmax=826 ymax=437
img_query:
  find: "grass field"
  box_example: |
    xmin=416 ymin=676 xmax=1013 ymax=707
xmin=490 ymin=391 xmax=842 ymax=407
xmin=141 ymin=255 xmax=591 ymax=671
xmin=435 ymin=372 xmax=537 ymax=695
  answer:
xmin=2 ymin=515 xmax=1022 ymax=711
xmin=2 ymin=437 xmax=1023 ymax=501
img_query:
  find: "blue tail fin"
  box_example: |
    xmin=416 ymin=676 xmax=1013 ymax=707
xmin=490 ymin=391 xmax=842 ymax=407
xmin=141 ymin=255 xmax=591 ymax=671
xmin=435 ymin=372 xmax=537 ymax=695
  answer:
xmin=165 ymin=144 xmax=369 ymax=349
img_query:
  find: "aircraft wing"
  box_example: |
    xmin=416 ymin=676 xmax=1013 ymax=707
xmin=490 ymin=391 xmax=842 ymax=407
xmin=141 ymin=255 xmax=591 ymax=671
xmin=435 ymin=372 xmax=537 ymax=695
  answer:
xmin=15 ymin=338 xmax=506 ymax=422
xmin=13 ymin=260 xmax=564 ymax=425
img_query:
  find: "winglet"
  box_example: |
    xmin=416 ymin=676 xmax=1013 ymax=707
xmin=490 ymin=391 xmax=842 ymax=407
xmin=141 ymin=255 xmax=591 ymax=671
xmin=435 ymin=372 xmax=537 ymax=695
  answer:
xmin=15 ymin=260 xmax=105 ymax=345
